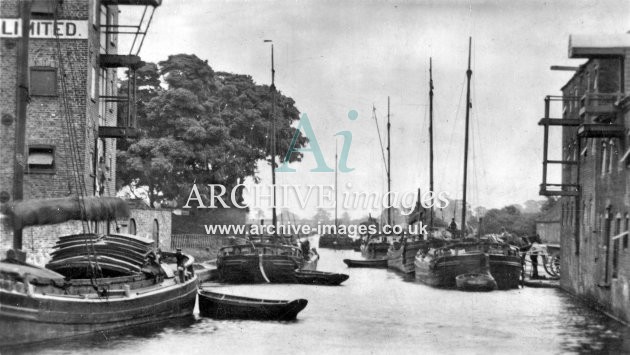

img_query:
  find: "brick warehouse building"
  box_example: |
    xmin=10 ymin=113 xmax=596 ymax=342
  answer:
xmin=0 ymin=0 xmax=171 ymax=259
xmin=539 ymin=34 xmax=630 ymax=322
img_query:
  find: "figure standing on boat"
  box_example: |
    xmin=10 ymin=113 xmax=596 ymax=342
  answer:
xmin=448 ymin=218 xmax=458 ymax=236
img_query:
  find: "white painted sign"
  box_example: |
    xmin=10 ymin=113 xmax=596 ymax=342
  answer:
xmin=0 ymin=19 xmax=88 ymax=39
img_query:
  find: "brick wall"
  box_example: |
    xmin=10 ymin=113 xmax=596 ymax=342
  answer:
xmin=0 ymin=0 xmax=121 ymax=251
xmin=119 ymin=208 xmax=172 ymax=252
xmin=559 ymin=50 xmax=630 ymax=321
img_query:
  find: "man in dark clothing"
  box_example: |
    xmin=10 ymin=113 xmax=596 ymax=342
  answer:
xmin=448 ymin=218 xmax=457 ymax=231
xmin=529 ymin=235 xmax=542 ymax=279
xmin=301 ymin=239 xmax=311 ymax=258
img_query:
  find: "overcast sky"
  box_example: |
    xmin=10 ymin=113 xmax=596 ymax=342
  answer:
xmin=122 ymin=0 xmax=629 ymax=219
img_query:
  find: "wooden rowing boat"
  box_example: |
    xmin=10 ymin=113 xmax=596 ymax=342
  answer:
xmin=455 ymin=272 xmax=497 ymax=292
xmin=343 ymin=258 xmax=388 ymax=268
xmin=295 ymin=270 xmax=349 ymax=285
xmin=198 ymin=289 xmax=308 ymax=320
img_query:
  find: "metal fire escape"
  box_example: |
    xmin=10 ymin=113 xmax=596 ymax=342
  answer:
xmin=538 ymin=95 xmax=581 ymax=197
xmin=97 ymin=0 xmax=162 ymax=139
xmin=539 ymin=92 xmax=624 ymax=197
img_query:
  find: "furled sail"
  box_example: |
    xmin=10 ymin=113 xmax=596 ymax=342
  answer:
xmin=6 ymin=197 xmax=131 ymax=229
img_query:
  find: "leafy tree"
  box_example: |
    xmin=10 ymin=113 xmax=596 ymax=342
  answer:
xmin=116 ymin=54 xmax=308 ymax=207
xmin=312 ymin=208 xmax=331 ymax=224
xmin=480 ymin=204 xmax=536 ymax=236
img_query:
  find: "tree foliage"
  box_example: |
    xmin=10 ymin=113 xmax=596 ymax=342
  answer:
xmin=481 ymin=204 xmax=536 ymax=236
xmin=117 ymin=54 xmax=308 ymax=207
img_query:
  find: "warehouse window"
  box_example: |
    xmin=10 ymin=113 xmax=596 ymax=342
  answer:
xmin=100 ymin=4 xmax=108 ymax=54
xmin=128 ymin=218 xmax=137 ymax=235
xmin=602 ymin=142 xmax=608 ymax=175
xmin=30 ymin=67 xmax=57 ymax=97
xmin=98 ymin=68 xmax=107 ymax=123
xmin=609 ymin=140 xmax=616 ymax=174
xmin=109 ymin=11 xmax=117 ymax=47
xmin=90 ymin=67 xmax=97 ymax=100
xmin=31 ymin=0 xmax=55 ymax=18
xmin=27 ymin=145 xmax=55 ymax=173
xmin=613 ymin=239 xmax=619 ymax=279
xmin=152 ymin=219 xmax=159 ymax=245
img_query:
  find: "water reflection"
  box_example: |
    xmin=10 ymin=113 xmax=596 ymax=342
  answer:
xmin=6 ymin=243 xmax=630 ymax=354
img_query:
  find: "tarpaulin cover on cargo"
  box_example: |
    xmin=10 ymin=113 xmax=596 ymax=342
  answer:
xmin=6 ymin=197 xmax=130 ymax=229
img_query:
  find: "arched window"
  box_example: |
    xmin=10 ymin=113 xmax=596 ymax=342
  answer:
xmin=128 ymin=218 xmax=137 ymax=235
xmin=152 ymin=219 xmax=159 ymax=245
xmin=602 ymin=141 xmax=608 ymax=175
xmin=615 ymin=213 xmax=622 ymax=236
xmin=609 ymin=139 xmax=616 ymax=174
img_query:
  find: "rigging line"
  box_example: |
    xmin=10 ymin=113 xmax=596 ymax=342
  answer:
xmin=135 ymin=6 xmax=156 ymax=56
xmin=129 ymin=5 xmax=148 ymax=56
xmin=439 ymin=77 xmax=466 ymax=188
xmin=372 ymin=106 xmax=388 ymax=174
xmin=53 ymin=8 xmax=88 ymax=201
xmin=470 ymin=117 xmax=480 ymax=207
xmin=470 ymin=42 xmax=489 ymax=203
xmin=54 ymin=6 xmax=102 ymax=280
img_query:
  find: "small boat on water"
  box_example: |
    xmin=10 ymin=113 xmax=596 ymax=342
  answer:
xmin=295 ymin=270 xmax=349 ymax=285
xmin=217 ymin=238 xmax=319 ymax=284
xmin=455 ymin=251 xmax=497 ymax=291
xmin=343 ymin=258 xmax=388 ymax=268
xmin=456 ymin=272 xmax=497 ymax=292
xmin=198 ymin=289 xmax=308 ymax=320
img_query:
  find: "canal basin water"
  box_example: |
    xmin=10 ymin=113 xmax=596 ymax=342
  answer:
xmin=8 ymin=242 xmax=630 ymax=355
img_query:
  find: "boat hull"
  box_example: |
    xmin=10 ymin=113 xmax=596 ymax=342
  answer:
xmin=295 ymin=270 xmax=349 ymax=285
xmin=360 ymin=242 xmax=390 ymax=259
xmin=0 ymin=276 xmax=198 ymax=347
xmin=415 ymin=250 xmax=521 ymax=289
xmin=318 ymin=234 xmax=357 ymax=250
xmin=415 ymin=253 xmax=483 ymax=287
xmin=489 ymin=254 xmax=522 ymax=290
xmin=387 ymin=241 xmax=425 ymax=274
xmin=455 ymin=272 xmax=497 ymax=292
xmin=218 ymin=254 xmax=299 ymax=283
xmin=343 ymin=259 xmax=388 ymax=268
xmin=198 ymin=290 xmax=307 ymax=320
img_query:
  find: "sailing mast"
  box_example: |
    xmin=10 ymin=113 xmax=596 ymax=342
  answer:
xmin=267 ymin=41 xmax=278 ymax=233
xmin=334 ymin=141 xmax=338 ymax=238
xmin=387 ymin=96 xmax=392 ymax=227
xmin=12 ymin=0 xmax=32 ymax=250
xmin=429 ymin=58 xmax=435 ymax=230
xmin=461 ymin=37 xmax=472 ymax=236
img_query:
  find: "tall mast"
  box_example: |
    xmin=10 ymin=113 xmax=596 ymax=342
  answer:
xmin=269 ymin=43 xmax=277 ymax=232
xmin=461 ymin=37 xmax=472 ymax=236
xmin=429 ymin=57 xmax=434 ymax=230
xmin=334 ymin=142 xmax=338 ymax=237
xmin=13 ymin=0 xmax=32 ymax=250
xmin=387 ymin=96 xmax=392 ymax=227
